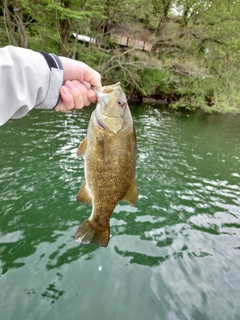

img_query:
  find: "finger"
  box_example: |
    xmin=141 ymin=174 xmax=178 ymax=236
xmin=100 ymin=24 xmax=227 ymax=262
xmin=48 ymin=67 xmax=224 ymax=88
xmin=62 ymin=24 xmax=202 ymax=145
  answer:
xmin=87 ymin=89 xmax=98 ymax=103
xmin=71 ymin=80 xmax=92 ymax=107
xmin=70 ymin=80 xmax=93 ymax=107
xmin=55 ymin=99 xmax=68 ymax=112
xmin=64 ymin=81 xmax=86 ymax=109
xmin=55 ymin=101 xmax=63 ymax=112
xmin=65 ymin=80 xmax=84 ymax=109
xmin=60 ymin=86 xmax=75 ymax=110
xmin=77 ymin=80 xmax=98 ymax=103
xmin=55 ymin=86 xmax=74 ymax=112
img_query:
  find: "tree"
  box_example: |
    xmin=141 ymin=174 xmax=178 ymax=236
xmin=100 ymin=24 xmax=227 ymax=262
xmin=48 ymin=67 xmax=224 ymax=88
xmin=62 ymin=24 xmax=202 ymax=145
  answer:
xmin=1 ymin=0 xmax=240 ymax=111
xmin=2 ymin=0 xmax=28 ymax=47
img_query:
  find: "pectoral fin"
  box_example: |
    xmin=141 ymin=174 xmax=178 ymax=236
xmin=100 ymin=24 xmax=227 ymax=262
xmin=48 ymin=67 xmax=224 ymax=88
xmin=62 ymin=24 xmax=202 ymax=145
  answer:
xmin=97 ymin=135 xmax=108 ymax=163
xmin=103 ymin=135 xmax=108 ymax=164
xmin=77 ymin=138 xmax=87 ymax=157
xmin=122 ymin=178 xmax=138 ymax=206
xmin=76 ymin=181 xmax=92 ymax=204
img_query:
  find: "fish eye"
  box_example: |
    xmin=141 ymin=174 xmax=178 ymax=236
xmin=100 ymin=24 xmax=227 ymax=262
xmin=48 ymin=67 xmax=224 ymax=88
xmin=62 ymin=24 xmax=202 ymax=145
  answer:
xmin=117 ymin=99 xmax=125 ymax=107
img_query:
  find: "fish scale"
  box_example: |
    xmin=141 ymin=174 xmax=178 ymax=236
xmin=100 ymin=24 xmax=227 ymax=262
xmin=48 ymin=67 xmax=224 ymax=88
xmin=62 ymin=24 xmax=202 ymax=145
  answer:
xmin=74 ymin=83 xmax=138 ymax=247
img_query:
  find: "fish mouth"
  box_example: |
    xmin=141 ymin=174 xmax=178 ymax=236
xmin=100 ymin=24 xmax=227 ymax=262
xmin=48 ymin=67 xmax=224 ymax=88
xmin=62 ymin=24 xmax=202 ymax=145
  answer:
xmin=91 ymin=85 xmax=100 ymax=93
xmin=91 ymin=82 xmax=121 ymax=95
xmin=92 ymin=83 xmax=122 ymax=108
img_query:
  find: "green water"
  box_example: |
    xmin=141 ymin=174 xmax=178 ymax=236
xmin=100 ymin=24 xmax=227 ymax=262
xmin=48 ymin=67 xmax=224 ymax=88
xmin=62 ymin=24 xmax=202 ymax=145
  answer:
xmin=0 ymin=106 xmax=240 ymax=320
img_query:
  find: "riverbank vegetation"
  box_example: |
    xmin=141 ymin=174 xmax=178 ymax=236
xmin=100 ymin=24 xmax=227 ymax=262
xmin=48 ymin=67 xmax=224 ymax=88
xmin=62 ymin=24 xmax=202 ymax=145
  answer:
xmin=1 ymin=0 xmax=240 ymax=113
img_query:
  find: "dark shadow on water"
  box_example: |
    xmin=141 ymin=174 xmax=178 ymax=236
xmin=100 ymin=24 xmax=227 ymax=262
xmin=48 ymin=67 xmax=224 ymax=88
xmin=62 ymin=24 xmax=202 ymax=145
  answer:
xmin=114 ymin=245 xmax=167 ymax=267
xmin=41 ymin=282 xmax=65 ymax=305
xmin=46 ymin=244 xmax=98 ymax=270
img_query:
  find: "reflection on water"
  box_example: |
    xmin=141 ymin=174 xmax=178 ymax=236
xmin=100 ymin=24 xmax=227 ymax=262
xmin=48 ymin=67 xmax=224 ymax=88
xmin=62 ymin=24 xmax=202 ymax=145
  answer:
xmin=0 ymin=107 xmax=240 ymax=320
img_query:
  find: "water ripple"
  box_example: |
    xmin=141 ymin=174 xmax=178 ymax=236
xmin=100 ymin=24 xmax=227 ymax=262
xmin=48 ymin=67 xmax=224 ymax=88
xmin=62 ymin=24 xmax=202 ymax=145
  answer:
xmin=0 ymin=108 xmax=240 ymax=320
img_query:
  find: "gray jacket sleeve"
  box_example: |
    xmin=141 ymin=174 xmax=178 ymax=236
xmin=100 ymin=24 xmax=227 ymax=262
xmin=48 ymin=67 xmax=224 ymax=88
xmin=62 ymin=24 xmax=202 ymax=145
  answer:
xmin=0 ymin=46 xmax=64 ymax=126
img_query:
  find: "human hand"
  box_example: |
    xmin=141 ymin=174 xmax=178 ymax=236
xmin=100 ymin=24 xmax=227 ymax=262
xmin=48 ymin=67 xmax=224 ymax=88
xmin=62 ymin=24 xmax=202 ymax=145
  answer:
xmin=55 ymin=57 xmax=102 ymax=112
xmin=55 ymin=80 xmax=98 ymax=112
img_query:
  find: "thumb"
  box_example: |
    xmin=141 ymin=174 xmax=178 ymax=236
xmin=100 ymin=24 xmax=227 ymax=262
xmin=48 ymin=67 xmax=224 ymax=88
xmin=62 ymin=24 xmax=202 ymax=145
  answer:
xmin=82 ymin=64 xmax=102 ymax=87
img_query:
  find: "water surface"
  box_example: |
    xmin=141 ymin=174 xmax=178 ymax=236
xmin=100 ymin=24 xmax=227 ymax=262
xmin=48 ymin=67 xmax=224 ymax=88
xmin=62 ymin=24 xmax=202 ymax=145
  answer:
xmin=0 ymin=106 xmax=240 ymax=320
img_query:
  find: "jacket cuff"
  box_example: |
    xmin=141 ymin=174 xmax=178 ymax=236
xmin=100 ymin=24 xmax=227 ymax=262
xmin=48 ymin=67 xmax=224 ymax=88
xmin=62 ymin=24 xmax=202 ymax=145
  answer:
xmin=38 ymin=51 xmax=63 ymax=71
xmin=38 ymin=51 xmax=63 ymax=108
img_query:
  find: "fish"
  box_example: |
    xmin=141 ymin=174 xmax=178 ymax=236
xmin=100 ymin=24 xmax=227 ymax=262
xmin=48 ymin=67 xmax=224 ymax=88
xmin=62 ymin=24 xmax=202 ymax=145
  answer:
xmin=74 ymin=82 xmax=138 ymax=247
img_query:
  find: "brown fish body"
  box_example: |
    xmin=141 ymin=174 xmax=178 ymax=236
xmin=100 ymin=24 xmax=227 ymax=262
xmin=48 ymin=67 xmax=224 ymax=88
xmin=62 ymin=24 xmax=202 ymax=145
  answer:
xmin=74 ymin=83 xmax=138 ymax=247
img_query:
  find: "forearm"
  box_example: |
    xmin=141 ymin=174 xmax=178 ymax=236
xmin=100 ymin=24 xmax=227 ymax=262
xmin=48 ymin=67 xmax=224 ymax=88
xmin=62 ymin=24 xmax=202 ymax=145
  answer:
xmin=0 ymin=46 xmax=63 ymax=125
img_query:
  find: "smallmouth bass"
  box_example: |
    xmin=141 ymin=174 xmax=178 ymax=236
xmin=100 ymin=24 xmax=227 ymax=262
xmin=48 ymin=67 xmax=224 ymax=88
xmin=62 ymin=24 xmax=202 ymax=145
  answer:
xmin=74 ymin=82 xmax=138 ymax=247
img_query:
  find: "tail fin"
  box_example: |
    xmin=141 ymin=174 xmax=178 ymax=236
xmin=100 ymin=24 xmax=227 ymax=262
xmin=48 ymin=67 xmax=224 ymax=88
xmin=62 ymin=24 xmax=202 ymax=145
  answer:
xmin=74 ymin=219 xmax=110 ymax=247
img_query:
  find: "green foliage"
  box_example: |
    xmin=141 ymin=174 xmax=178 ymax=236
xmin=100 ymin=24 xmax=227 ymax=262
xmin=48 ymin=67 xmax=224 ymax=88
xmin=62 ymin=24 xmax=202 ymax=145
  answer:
xmin=72 ymin=43 xmax=111 ymax=71
xmin=173 ymin=73 xmax=240 ymax=113
xmin=137 ymin=68 xmax=176 ymax=96
xmin=1 ymin=0 xmax=240 ymax=112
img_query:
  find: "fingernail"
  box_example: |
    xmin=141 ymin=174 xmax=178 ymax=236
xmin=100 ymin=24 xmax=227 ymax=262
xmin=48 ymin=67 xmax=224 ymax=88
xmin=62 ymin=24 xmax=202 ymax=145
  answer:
xmin=61 ymin=86 xmax=69 ymax=95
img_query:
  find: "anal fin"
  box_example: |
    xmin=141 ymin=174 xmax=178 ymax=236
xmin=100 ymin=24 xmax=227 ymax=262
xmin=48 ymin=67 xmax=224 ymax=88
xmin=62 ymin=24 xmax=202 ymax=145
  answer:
xmin=122 ymin=178 xmax=138 ymax=206
xmin=76 ymin=181 xmax=92 ymax=204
